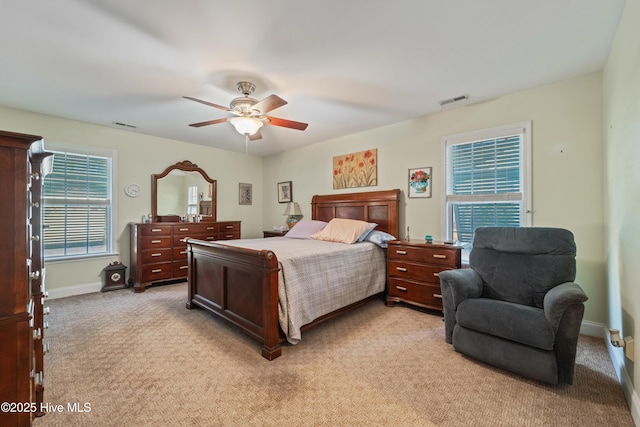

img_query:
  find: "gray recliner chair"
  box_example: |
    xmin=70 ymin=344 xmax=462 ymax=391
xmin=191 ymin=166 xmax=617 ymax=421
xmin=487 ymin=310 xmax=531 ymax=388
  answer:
xmin=439 ymin=227 xmax=588 ymax=384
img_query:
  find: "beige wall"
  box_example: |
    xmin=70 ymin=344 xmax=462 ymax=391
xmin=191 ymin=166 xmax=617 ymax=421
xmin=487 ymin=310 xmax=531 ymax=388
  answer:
xmin=263 ymin=72 xmax=606 ymax=324
xmin=603 ymin=0 xmax=640 ymax=406
xmin=0 ymin=106 xmax=264 ymax=292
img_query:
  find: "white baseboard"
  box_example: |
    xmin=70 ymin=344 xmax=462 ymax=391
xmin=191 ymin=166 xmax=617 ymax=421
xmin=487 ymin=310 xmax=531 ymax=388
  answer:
xmin=46 ymin=282 xmax=102 ymax=300
xmin=582 ymin=321 xmax=639 ymax=426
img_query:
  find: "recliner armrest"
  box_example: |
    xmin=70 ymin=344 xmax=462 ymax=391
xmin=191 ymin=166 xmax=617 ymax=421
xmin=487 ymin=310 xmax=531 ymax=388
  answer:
xmin=439 ymin=268 xmax=483 ymax=344
xmin=439 ymin=268 xmax=483 ymax=308
xmin=543 ymin=282 xmax=588 ymax=332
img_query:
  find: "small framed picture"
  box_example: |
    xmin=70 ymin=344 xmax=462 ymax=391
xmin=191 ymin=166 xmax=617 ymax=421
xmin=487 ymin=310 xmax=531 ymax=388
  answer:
xmin=239 ymin=183 xmax=252 ymax=205
xmin=277 ymin=181 xmax=292 ymax=203
xmin=408 ymin=167 xmax=432 ymax=198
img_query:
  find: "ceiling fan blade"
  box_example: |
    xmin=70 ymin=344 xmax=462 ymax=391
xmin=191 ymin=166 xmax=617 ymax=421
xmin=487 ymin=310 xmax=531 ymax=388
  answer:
xmin=253 ymin=94 xmax=287 ymax=114
xmin=188 ymin=117 xmax=230 ymax=127
xmin=265 ymin=116 xmax=308 ymax=131
xmin=183 ymin=96 xmax=231 ymax=112
xmin=249 ymin=130 xmax=263 ymax=141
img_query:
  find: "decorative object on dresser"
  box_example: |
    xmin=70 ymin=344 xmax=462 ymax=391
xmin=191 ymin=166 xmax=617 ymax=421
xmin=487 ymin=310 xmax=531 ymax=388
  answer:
xmin=186 ymin=189 xmax=400 ymax=360
xmin=277 ymin=181 xmax=292 ymax=203
xmin=129 ymin=221 xmax=241 ymax=293
xmin=386 ymin=240 xmax=462 ymax=311
xmin=101 ymin=261 xmax=128 ymax=292
xmin=0 ymin=130 xmax=52 ymax=425
xmin=151 ymin=160 xmax=217 ymax=223
xmin=282 ymin=202 xmax=303 ymax=229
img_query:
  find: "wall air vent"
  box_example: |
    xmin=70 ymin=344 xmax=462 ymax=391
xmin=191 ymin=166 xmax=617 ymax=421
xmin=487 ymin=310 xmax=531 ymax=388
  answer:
xmin=112 ymin=121 xmax=137 ymax=129
xmin=438 ymin=94 xmax=469 ymax=109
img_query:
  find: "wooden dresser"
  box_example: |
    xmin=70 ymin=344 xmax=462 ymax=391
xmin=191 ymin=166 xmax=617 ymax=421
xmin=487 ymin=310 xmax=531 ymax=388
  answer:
xmin=129 ymin=221 xmax=240 ymax=292
xmin=0 ymin=130 xmax=51 ymax=426
xmin=386 ymin=240 xmax=461 ymax=312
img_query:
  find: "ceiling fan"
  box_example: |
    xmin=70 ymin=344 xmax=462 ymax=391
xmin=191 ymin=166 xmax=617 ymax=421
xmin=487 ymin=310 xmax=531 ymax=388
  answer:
xmin=184 ymin=81 xmax=308 ymax=141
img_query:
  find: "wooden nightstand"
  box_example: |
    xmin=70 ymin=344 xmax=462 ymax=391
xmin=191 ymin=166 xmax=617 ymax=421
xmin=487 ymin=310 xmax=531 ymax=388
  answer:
xmin=263 ymin=230 xmax=288 ymax=238
xmin=386 ymin=240 xmax=462 ymax=312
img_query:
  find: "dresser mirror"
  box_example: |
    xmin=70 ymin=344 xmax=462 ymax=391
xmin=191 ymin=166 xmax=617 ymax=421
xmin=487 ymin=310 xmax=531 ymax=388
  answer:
xmin=151 ymin=160 xmax=217 ymax=222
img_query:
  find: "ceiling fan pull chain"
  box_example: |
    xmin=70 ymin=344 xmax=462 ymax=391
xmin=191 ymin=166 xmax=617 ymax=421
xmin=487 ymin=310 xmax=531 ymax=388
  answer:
xmin=245 ymin=134 xmax=249 ymax=155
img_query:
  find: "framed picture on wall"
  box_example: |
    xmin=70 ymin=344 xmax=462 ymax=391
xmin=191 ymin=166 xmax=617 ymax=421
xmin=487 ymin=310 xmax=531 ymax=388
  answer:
xmin=239 ymin=183 xmax=252 ymax=205
xmin=408 ymin=167 xmax=432 ymax=198
xmin=277 ymin=181 xmax=292 ymax=203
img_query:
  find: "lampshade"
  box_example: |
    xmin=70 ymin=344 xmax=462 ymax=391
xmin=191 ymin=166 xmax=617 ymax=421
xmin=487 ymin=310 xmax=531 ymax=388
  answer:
xmin=230 ymin=116 xmax=264 ymax=136
xmin=282 ymin=202 xmax=302 ymax=216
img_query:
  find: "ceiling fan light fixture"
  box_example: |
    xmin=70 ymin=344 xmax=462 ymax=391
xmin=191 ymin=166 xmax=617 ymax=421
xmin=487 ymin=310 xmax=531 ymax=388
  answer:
xmin=230 ymin=116 xmax=263 ymax=136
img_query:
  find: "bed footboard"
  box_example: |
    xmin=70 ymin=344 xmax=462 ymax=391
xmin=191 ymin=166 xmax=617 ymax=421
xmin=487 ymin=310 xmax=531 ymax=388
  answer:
xmin=185 ymin=239 xmax=282 ymax=360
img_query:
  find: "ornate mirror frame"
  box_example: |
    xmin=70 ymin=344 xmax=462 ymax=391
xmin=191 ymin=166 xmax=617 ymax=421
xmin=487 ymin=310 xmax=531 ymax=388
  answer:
xmin=151 ymin=160 xmax=217 ymax=222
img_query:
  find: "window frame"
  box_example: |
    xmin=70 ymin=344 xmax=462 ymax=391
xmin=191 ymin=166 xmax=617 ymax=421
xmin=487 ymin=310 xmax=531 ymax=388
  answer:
xmin=43 ymin=143 xmax=118 ymax=262
xmin=441 ymin=121 xmax=532 ymax=248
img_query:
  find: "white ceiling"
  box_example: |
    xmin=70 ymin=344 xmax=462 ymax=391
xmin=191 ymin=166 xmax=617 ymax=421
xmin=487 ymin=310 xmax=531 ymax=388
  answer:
xmin=0 ymin=0 xmax=626 ymax=157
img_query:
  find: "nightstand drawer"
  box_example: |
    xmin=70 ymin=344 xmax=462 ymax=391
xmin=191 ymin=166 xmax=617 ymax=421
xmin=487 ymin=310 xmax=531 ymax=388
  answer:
xmin=388 ymin=278 xmax=443 ymax=307
xmin=388 ymin=245 xmax=459 ymax=267
xmin=388 ymin=260 xmax=450 ymax=284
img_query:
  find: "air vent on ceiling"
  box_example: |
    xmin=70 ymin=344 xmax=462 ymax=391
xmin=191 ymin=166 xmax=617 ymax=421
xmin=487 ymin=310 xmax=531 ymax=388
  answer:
xmin=439 ymin=94 xmax=469 ymax=109
xmin=112 ymin=121 xmax=137 ymax=129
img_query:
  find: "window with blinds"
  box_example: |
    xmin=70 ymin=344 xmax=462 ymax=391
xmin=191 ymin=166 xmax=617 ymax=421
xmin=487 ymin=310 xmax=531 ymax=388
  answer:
xmin=443 ymin=122 xmax=531 ymax=246
xmin=43 ymin=150 xmax=113 ymax=259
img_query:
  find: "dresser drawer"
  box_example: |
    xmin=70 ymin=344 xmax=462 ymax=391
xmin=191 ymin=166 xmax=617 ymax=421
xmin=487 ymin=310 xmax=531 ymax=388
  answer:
xmin=139 ymin=225 xmax=173 ymax=236
xmin=172 ymin=223 xmax=216 ymax=236
xmin=217 ymin=231 xmax=240 ymax=240
xmin=388 ymin=260 xmax=450 ymax=284
xmin=172 ymin=260 xmax=189 ymax=278
xmin=173 ymin=247 xmax=189 ymax=260
xmin=140 ymin=263 xmax=172 ymax=281
xmin=388 ymin=245 xmax=459 ymax=267
xmin=140 ymin=236 xmax=172 ymax=250
xmin=141 ymin=248 xmax=172 ymax=264
xmin=218 ymin=222 xmax=240 ymax=232
xmin=388 ymin=278 xmax=444 ymax=308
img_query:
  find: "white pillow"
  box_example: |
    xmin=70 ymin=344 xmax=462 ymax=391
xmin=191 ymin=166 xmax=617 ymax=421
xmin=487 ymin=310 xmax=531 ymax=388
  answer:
xmin=284 ymin=220 xmax=328 ymax=239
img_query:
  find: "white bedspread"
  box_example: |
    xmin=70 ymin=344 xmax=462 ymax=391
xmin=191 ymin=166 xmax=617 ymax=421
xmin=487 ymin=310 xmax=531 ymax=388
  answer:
xmin=220 ymin=237 xmax=386 ymax=344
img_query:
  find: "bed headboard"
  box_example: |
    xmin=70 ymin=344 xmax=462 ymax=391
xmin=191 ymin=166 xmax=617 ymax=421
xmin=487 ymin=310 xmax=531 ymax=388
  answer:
xmin=311 ymin=189 xmax=400 ymax=238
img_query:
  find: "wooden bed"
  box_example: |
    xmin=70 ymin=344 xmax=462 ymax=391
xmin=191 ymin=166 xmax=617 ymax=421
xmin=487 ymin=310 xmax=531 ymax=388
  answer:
xmin=185 ymin=189 xmax=400 ymax=360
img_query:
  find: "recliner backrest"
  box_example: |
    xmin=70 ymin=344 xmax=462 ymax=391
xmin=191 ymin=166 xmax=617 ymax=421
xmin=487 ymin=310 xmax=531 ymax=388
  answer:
xmin=469 ymin=227 xmax=576 ymax=308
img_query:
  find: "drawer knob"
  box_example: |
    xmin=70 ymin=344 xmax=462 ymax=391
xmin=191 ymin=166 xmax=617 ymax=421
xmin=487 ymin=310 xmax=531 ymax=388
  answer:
xmin=43 ymin=342 xmax=51 ymax=354
xmin=151 ymin=240 xmax=162 ymax=244
xmin=31 ymin=201 xmax=40 ymax=208
xmin=180 ymin=250 xmax=187 ymax=255
xmin=31 ymin=235 xmax=40 ymax=242
xmin=43 ymin=307 xmax=50 ymax=316
xmin=151 ymin=253 xmax=162 ymax=257
xmin=151 ymin=228 xmax=163 ymax=232
xmin=433 ymin=254 xmax=447 ymax=259
xmin=30 ymin=270 xmax=40 ymax=280
xmin=151 ymin=269 xmax=162 ymax=273
xmin=33 ymin=328 xmax=42 ymax=340
xmin=433 ymin=272 xmax=440 ymax=277
xmin=207 ymin=227 xmax=215 ymax=230
xmin=225 ymin=225 xmax=233 ymax=229
xmin=396 ymin=267 xmax=407 ymax=272
xmin=395 ymin=286 xmax=407 ymax=292
xmin=180 ymin=266 xmax=188 ymax=270
xmin=31 ymin=172 xmax=40 ymax=180
xmin=179 ymin=228 xmax=189 ymax=231
xmin=434 ymin=293 xmax=443 ymax=299
xmin=395 ymin=250 xmax=407 ymax=255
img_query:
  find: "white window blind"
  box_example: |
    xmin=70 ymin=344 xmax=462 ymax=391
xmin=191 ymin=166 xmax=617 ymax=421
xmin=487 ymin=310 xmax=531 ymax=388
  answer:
xmin=443 ymin=122 xmax=531 ymax=245
xmin=43 ymin=150 xmax=113 ymax=259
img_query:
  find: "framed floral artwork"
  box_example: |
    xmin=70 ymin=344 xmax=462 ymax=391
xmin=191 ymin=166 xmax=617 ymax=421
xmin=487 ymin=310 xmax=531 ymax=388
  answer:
xmin=332 ymin=149 xmax=377 ymax=189
xmin=408 ymin=167 xmax=432 ymax=198
xmin=277 ymin=181 xmax=292 ymax=203
xmin=239 ymin=183 xmax=252 ymax=205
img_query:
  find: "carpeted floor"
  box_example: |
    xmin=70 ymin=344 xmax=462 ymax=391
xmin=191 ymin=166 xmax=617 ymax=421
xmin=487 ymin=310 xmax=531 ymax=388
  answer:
xmin=34 ymin=282 xmax=633 ymax=427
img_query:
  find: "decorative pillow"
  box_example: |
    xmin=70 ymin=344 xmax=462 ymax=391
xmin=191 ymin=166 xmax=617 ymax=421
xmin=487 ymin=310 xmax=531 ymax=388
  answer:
xmin=356 ymin=223 xmax=378 ymax=242
xmin=284 ymin=220 xmax=328 ymax=239
xmin=311 ymin=218 xmax=375 ymax=244
xmin=362 ymin=230 xmax=397 ymax=248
